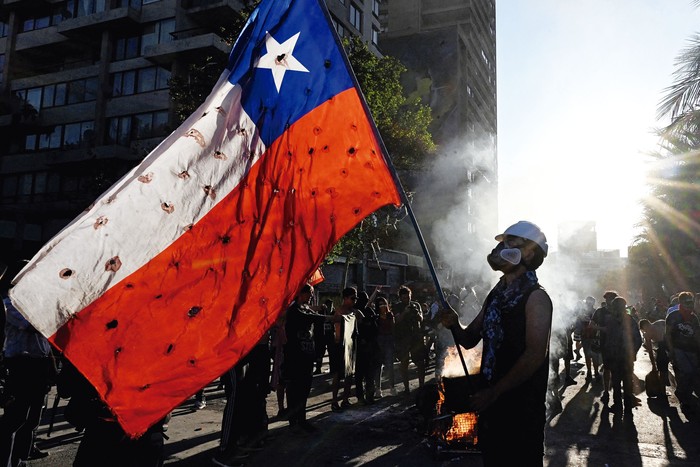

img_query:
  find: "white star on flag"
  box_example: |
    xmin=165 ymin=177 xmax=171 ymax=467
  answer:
xmin=255 ymin=32 xmax=309 ymax=92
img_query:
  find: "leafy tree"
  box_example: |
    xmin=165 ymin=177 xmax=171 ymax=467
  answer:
xmin=631 ymin=34 xmax=700 ymax=298
xmin=326 ymin=37 xmax=435 ymax=286
xmin=342 ymin=35 xmax=435 ymax=171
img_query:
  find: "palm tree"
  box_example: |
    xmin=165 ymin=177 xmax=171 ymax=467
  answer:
xmin=631 ymin=28 xmax=700 ymax=298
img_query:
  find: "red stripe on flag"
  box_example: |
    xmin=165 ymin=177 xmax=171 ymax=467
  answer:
xmin=50 ymin=88 xmax=400 ymax=436
xmin=309 ymin=268 xmax=325 ymax=286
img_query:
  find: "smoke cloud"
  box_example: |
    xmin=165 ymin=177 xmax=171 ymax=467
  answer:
xmin=411 ymin=132 xmax=601 ymax=387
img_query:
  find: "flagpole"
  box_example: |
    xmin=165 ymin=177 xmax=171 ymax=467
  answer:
xmin=317 ymin=0 xmax=473 ymax=387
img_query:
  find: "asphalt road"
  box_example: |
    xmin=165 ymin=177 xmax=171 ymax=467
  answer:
xmin=27 ymin=348 xmax=700 ymax=466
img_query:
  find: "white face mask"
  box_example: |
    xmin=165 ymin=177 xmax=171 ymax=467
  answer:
xmin=499 ymin=248 xmax=522 ymax=265
xmin=487 ymin=242 xmax=523 ymax=271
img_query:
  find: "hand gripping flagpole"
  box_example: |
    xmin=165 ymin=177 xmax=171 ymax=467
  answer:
xmin=318 ymin=0 xmax=473 ymax=390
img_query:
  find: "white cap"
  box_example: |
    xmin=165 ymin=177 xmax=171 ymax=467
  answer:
xmin=495 ymin=221 xmax=548 ymax=257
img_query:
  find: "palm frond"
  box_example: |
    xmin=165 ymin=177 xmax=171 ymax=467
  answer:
xmin=658 ymin=34 xmax=700 ymax=119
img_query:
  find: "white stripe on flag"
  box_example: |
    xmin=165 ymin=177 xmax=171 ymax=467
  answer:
xmin=10 ymin=72 xmax=266 ymax=337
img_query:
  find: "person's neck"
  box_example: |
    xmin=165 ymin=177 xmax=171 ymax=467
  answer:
xmin=502 ymin=266 xmax=527 ymax=284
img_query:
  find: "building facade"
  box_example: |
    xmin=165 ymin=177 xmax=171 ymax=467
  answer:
xmin=378 ymin=0 xmax=498 ymax=254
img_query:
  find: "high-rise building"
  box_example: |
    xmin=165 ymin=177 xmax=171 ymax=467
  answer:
xmin=0 ymin=0 xmax=380 ymax=260
xmin=378 ymin=0 xmax=497 ymax=255
xmin=326 ymin=0 xmax=382 ymax=56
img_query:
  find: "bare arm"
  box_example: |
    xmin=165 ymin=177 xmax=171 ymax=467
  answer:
xmin=665 ymin=318 xmax=674 ymax=355
xmin=469 ymin=289 xmax=553 ymax=412
xmin=442 ymin=304 xmax=485 ymax=350
xmin=368 ymin=286 xmax=383 ymax=304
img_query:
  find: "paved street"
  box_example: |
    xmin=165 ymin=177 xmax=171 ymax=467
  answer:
xmin=26 ymin=348 xmax=700 ymax=466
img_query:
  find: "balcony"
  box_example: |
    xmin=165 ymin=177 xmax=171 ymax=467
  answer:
xmin=56 ymin=6 xmax=141 ymax=38
xmin=15 ymin=26 xmax=68 ymax=52
xmin=13 ymin=30 xmax=94 ymax=78
xmin=183 ymin=0 xmax=243 ymax=26
xmin=0 ymin=0 xmax=53 ymax=16
xmin=143 ymin=29 xmax=230 ymax=66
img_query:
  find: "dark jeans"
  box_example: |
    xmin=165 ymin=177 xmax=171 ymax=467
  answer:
xmin=655 ymin=342 xmax=670 ymax=374
xmin=0 ymin=357 xmax=52 ymax=467
xmin=609 ymin=358 xmax=635 ymax=405
xmin=479 ymin=392 xmax=546 ymax=467
xmin=285 ymin=355 xmax=314 ymax=424
xmin=354 ymin=345 xmax=378 ymax=400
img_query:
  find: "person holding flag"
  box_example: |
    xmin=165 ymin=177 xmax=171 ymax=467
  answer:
xmin=7 ymin=0 xmax=402 ymax=437
xmin=283 ymin=284 xmax=339 ymax=432
xmin=441 ymin=221 xmax=552 ymax=467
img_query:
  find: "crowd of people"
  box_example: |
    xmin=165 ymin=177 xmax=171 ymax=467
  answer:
xmin=547 ymin=288 xmax=700 ymax=426
xmin=198 ymin=281 xmax=446 ymax=466
xmin=3 ymin=219 xmax=700 ymax=467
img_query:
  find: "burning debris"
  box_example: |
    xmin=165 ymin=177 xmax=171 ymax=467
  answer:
xmin=419 ymin=344 xmax=482 ymax=459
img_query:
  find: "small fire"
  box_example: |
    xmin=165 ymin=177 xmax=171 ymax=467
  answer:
xmin=444 ymin=412 xmax=478 ymax=444
xmin=432 ymin=378 xmax=479 ymax=447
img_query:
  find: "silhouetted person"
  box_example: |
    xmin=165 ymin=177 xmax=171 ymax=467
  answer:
xmin=443 ymin=221 xmax=552 ymax=467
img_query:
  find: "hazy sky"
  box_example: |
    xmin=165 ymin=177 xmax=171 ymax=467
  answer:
xmin=496 ymin=0 xmax=700 ymax=255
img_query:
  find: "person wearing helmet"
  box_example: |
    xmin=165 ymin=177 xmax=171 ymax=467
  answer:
xmin=441 ymin=220 xmax=552 ymax=467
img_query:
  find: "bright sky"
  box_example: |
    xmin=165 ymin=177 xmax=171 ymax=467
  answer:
xmin=496 ymin=0 xmax=700 ymax=255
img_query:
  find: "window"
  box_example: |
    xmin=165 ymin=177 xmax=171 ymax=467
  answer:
xmin=54 ymin=83 xmax=67 ymax=106
xmin=114 ymin=70 xmax=136 ymax=96
xmin=158 ymin=19 xmax=175 ymax=43
xmin=63 ymin=123 xmax=82 ymax=148
xmin=371 ymin=26 xmax=379 ymax=46
xmin=156 ymin=66 xmax=170 ymax=89
xmin=25 ymin=88 xmax=42 ymax=112
xmin=108 ymin=116 xmax=131 ymax=146
xmin=140 ymin=19 xmax=175 ymax=54
xmin=330 ymin=16 xmax=345 ymax=38
xmin=22 ymin=19 xmax=36 ymax=32
xmin=23 ymin=120 xmax=94 ymax=152
xmin=107 ymin=111 xmax=168 ymax=145
xmin=115 ymin=0 xmax=146 ymax=7
xmin=137 ymin=67 xmax=156 ymax=93
xmin=67 ymin=81 xmax=85 ymax=104
xmin=372 ymin=0 xmax=380 ymax=16
xmin=17 ymin=78 xmax=98 ymax=110
xmin=38 ymin=126 xmax=62 ymax=150
xmin=114 ymin=35 xmax=140 ymax=61
xmin=349 ymin=4 xmax=362 ymax=31
xmin=481 ymin=49 xmax=489 ymax=65
xmin=62 ymin=121 xmax=93 ymax=148
xmin=70 ymin=0 xmax=108 ymax=17
xmin=111 ymin=66 xmax=170 ymax=96
xmin=42 ymin=86 xmax=55 ymax=108
xmin=34 ymin=16 xmax=50 ymax=29
xmin=20 ymin=3 xmax=70 ymax=32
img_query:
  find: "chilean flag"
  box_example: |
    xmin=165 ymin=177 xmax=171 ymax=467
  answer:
xmin=10 ymin=0 xmax=401 ymax=436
